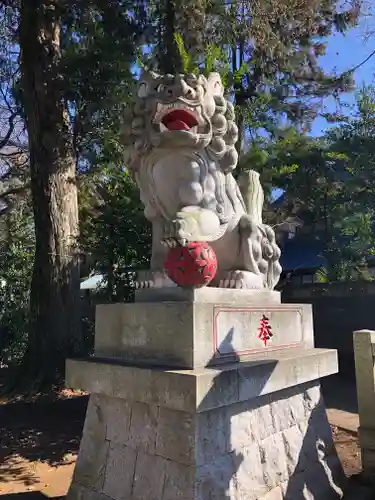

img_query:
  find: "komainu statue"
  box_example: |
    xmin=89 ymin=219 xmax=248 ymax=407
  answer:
xmin=122 ymin=71 xmax=282 ymax=290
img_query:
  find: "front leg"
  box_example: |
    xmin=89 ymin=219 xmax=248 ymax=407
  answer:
xmin=136 ymin=219 xmax=176 ymax=289
xmin=150 ymin=218 xmax=168 ymax=269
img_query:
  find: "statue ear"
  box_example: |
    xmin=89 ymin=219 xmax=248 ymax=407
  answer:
xmin=207 ymin=72 xmax=224 ymax=97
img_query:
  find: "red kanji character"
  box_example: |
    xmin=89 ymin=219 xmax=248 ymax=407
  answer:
xmin=258 ymin=314 xmax=273 ymax=346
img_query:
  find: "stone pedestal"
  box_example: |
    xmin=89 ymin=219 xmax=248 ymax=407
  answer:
xmin=66 ymin=289 xmax=344 ymax=500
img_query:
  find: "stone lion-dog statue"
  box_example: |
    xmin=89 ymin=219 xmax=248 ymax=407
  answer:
xmin=121 ymin=71 xmax=282 ymax=290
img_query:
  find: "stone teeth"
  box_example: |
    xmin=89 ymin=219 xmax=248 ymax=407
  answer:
xmin=153 ymin=102 xmax=197 ymax=124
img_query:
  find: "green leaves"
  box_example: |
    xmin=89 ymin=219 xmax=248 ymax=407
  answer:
xmin=204 ymin=43 xmax=222 ymax=74
xmin=79 ymin=170 xmax=152 ymax=301
xmin=252 ymin=85 xmax=375 ymax=282
xmin=174 ymin=33 xmax=193 ymax=73
xmin=0 ymin=202 xmax=34 ymax=366
xmin=173 ymin=33 xmax=231 ymax=81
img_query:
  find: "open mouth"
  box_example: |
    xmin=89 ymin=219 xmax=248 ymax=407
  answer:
xmin=161 ymin=109 xmax=199 ymax=131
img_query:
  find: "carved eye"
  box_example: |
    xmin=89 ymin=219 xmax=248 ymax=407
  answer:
xmin=213 ymin=81 xmax=222 ymax=95
xmin=207 ymin=74 xmax=223 ymax=96
xmin=137 ymin=82 xmax=148 ymax=98
xmin=156 ymin=84 xmax=166 ymax=93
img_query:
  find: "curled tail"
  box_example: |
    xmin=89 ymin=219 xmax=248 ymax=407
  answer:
xmin=237 ymin=169 xmax=264 ymax=224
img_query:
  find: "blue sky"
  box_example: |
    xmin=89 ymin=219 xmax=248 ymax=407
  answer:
xmin=311 ymin=18 xmax=375 ymax=135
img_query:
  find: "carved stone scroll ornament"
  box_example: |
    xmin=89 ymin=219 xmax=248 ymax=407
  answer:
xmin=121 ymin=71 xmax=282 ymax=290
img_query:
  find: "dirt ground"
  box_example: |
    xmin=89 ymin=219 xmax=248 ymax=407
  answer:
xmin=331 ymin=426 xmax=361 ymax=477
xmin=0 ymin=389 xmax=362 ymax=499
xmin=0 ymin=390 xmax=88 ymax=498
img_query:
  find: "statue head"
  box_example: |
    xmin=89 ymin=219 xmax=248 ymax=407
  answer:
xmin=123 ymin=71 xmax=239 ymax=174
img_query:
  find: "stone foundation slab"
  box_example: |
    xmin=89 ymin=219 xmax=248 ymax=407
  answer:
xmin=66 ymin=347 xmax=338 ymax=413
xmin=66 ymin=347 xmax=344 ymax=500
xmin=67 ymin=377 xmax=344 ymax=500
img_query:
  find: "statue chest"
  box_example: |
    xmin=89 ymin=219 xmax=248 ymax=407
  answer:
xmin=139 ymin=151 xmax=213 ymax=217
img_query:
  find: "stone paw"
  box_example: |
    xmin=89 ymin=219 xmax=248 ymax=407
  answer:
xmin=162 ymin=218 xmax=190 ymax=247
xmin=135 ymin=270 xmax=176 ymax=289
xmin=161 ymin=237 xmax=187 ymax=249
xmin=219 ymin=270 xmax=263 ymax=290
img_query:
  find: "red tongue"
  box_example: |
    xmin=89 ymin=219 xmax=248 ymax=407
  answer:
xmin=167 ymin=120 xmax=190 ymax=131
xmin=162 ymin=109 xmax=198 ymax=131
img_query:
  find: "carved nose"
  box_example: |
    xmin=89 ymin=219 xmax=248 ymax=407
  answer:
xmin=181 ymin=81 xmax=195 ymax=99
xmin=185 ymin=87 xmax=195 ymax=98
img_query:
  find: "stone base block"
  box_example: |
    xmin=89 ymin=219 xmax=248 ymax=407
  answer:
xmin=94 ymin=287 xmax=313 ymax=369
xmin=66 ymin=349 xmax=344 ymax=500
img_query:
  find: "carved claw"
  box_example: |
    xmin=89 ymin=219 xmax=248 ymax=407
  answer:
xmin=161 ymin=237 xmax=187 ymax=249
xmin=135 ymin=279 xmax=154 ymax=289
xmin=219 ymin=270 xmax=263 ymax=290
xmin=135 ymin=270 xmax=177 ymax=289
xmin=163 ymin=218 xmax=191 ymax=247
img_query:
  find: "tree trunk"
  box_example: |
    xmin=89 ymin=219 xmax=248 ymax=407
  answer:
xmin=158 ymin=0 xmax=183 ymax=73
xmin=19 ymin=0 xmax=82 ymax=384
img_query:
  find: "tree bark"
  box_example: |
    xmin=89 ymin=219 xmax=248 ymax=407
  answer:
xmin=19 ymin=0 xmax=82 ymax=383
xmin=158 ymin=0 xmax=183 ymax=73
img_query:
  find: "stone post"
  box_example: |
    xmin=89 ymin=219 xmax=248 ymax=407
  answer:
xmin=354 ymin=329 xmax=375 ymax=479
xmin=66 ymin=288 xmax=344 ymax=500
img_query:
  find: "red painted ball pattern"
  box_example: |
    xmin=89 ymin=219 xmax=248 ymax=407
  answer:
xmin=164 ymin=242 xmax=218 ymax=288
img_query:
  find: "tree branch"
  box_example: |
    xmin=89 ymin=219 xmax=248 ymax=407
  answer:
xmin=0 ymin=149 xmax=26 ymax=158
xmin=1 ymin=138 xmax=28 ymax=152
xmin=0 ymin=110 xmax=18 ymax=150
xmin=343 ymin=48 xmax=375 ymax=75
xmin=0 ymin=183 xmax=29 ymax=199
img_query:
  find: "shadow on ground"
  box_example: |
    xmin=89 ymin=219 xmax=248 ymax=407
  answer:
xmin=0 ymin=394 xmax=88 ymax=486
xmin=0 ymin=494 xmax=63 ymax=500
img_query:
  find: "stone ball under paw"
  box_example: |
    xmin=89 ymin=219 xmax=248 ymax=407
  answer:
xmin=164 ymin=241 xmax=217 ymax=288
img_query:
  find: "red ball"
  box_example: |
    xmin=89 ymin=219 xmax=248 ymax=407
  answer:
xmin=164 ymin=242 xmax=218 ymax=288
